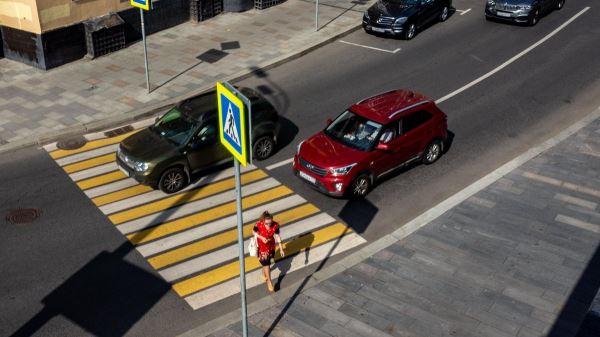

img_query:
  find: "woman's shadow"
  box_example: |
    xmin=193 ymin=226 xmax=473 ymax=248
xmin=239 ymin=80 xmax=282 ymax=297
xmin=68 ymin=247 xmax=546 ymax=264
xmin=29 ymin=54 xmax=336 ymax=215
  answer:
xmin=274 ymin=233 xmax=314 ymax=291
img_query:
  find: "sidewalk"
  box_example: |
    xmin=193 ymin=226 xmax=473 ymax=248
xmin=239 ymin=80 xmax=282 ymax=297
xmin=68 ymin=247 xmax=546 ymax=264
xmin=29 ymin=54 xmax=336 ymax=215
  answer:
xmin=195 ymin=109 xmax=600 ymax=337
xmin=0 ymin=0 xmax=371 ymax=153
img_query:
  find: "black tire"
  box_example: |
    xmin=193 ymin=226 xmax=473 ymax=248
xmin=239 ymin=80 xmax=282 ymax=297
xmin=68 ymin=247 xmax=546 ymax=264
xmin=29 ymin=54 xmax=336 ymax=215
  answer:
xmin=528 ymin=8 xmax=540 ymax=26
xmin=422 ymin=140 xmax=443 ymax=165
xmin=348 ymin=174 xmax=371 ymax=198
xmin=159 ymin=167 xmax=187 ymax=194
xmin=439 ymin=6 xmax=449 ymax=22
xmin=555 ymin=0 xmax=565 ymax=10
xmin=253 ymin=135 xmax=276 ymax=161
xmin=403 ymin=23 xmax=416 ymax=40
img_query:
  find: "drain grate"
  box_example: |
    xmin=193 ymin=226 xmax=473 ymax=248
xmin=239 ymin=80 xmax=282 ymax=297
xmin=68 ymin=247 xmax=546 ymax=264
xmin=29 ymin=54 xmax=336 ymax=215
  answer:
xmin=56 ymin=136 xmax=88 ymax=150
xmin=104 ymin=125 xmax=134 ymax=138
xmin=6 ymin=208 xmax=42 ymax=224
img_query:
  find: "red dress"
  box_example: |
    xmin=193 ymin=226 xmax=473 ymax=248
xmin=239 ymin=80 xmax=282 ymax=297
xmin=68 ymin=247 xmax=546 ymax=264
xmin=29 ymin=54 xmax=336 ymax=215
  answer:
xmin=253 ymin=220 xmax=280 ymax=262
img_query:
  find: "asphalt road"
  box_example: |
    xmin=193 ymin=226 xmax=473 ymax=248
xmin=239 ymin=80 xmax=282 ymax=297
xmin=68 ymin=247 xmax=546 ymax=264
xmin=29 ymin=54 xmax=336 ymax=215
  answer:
xmin=2 ymin=0 xmax=599 ymax=336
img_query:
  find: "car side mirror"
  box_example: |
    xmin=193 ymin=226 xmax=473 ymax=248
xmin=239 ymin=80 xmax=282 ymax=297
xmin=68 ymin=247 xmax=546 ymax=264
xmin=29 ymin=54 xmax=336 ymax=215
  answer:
xmin=326 ymin=118 xmax=333 ymax=126
xmin=376 ymin=142 xmax=390 ymax=151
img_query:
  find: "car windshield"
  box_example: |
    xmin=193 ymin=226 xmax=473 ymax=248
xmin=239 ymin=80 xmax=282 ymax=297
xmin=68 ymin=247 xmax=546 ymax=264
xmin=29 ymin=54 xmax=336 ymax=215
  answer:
xmin=385 ymin=0 xmax=419 ymax=5
xmin=152 ymin=107 xmax=198 ymax=146
xmin=324 ymin=110 xmax=382 ymax=151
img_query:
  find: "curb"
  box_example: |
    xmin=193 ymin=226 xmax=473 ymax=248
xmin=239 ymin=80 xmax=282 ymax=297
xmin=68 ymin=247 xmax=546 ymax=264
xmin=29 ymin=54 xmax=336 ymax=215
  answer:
xmin=179 ymin=105 xmax=600 ymax=337
xmin=0 ymin=24 xmax=362 ymax=155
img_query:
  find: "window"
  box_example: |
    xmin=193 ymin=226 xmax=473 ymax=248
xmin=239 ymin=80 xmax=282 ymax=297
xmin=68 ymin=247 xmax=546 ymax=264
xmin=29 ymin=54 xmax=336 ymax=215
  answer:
xmin=401 ymin=110 xmax=432 ymax=134
xmin=379 ymin=123 xmax=398 ymax=143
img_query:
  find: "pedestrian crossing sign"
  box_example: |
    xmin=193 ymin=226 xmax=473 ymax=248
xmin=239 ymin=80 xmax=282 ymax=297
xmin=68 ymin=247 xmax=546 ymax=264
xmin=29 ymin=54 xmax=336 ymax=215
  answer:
xmin=217 ymin=82 xmax=247 ymax=166
xmin=130 ymin=0 xmax=150 ymax=10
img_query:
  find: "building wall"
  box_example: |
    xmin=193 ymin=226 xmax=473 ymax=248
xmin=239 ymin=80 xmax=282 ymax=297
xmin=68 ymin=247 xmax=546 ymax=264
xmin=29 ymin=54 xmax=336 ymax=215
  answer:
xmin=37 ymin=0 xmax=131 ymax=32
xmin=0 ymin=0 xmax=42 ymax=33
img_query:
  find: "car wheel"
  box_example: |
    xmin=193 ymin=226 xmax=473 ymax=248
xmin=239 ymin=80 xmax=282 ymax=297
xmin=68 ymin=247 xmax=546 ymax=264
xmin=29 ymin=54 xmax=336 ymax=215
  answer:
xmin=159 ymin=167 xmax=187 ymax=194
xmin=422 ymin=140 xmax=443 ymax=165
xmin=555 ymin=0 xmax=565 ymax=9
xmin=253 ymin=135 xmax=275 ymax=161
xmin=404 ymin=23 xmax=416 ymax=40
xmin=529 ymin=9 xmax=540 ymax=26
xmin=439 ymin=6 xmax=449 ymax=22
xmin=349 ymin=174 xmax=371 ymax=198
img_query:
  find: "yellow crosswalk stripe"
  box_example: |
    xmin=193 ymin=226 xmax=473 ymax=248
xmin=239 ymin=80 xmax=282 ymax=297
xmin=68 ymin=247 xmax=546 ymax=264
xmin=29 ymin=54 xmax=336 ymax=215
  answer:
xmin=173 ymin=223 xmax=353 ymax=297
xmin=92 ymin=184 xmax=154 ymax=206
xmin=63 ymin=153 xmax=116 ymax=174
xmin=148 ymin=203 xmax=320 ymax=269
xmin=49 ymin=130 xmax=138 ymax=159
xmin=77 ymin=170 xmax=126 ymax=190
xmin=109 ymin=169 xmax=267 ymax=225
xmin=127 ymin=185 xmax=293 ymax=245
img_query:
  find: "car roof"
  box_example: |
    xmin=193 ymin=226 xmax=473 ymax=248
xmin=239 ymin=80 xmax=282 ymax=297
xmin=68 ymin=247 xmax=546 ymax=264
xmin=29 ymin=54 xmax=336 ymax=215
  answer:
xmin=350 ymin=89 xmax=432 ymax=124
xmin=179 ymin=87 xmax=263 ymax=122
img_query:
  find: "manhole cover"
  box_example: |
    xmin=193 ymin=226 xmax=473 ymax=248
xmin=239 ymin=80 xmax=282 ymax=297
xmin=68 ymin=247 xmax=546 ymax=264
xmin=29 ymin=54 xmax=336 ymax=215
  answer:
xmin=56 ymin=136 xmax=87 ymax=150
xmin=6 ymin=208 xmax=42 ymax=224
xmin=105 ymin=125 xmax=134 ymax=138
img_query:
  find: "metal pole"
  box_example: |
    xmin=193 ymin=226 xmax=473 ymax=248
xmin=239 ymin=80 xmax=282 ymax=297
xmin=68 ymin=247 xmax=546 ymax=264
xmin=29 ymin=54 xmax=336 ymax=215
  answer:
xmin=315 ymin=0 xmax=319 ymax=31
xmin=234 ymin=159 xmax=249 ymax=337
xmin=140 ymin=8 xmax=150 ymax=93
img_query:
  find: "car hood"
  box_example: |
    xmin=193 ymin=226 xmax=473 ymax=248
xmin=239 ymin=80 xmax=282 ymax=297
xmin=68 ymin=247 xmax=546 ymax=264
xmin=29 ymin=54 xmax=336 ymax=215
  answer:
xmin=119 ymin=128 xmax=179 ymax=162
xmin=368 ymin=0 xmax=418 ymax=18
xmin=494 ymin=0 xmax=533 ymax=5
xmin=299 ymin=132 xmax=369 ymax=168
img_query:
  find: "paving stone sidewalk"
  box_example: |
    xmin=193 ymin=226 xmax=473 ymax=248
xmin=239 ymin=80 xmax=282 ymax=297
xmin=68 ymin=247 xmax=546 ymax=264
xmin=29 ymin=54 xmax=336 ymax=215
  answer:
xmin=206 ymin=116 xmax=600 ymax=337
xmin=0 ymin=0 xmax=372 ymax=150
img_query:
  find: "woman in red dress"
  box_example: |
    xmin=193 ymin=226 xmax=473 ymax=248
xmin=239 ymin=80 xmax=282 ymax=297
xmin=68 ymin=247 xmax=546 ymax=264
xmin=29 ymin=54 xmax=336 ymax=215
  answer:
xmin=253 ymin=211 xmax=285 ymax=292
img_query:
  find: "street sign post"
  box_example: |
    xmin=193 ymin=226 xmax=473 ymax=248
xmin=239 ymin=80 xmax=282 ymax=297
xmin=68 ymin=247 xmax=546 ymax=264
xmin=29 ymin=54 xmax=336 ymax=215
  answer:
xmin=216 ymin=81 xmax=252 ymax=337
xmin=131 ymin=0 xmax=151 ymax=93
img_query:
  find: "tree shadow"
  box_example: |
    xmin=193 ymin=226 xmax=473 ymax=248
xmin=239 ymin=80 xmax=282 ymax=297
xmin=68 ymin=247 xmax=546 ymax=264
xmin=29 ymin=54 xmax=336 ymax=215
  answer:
xmin=550 ymin=244 xmax=600 ymax=337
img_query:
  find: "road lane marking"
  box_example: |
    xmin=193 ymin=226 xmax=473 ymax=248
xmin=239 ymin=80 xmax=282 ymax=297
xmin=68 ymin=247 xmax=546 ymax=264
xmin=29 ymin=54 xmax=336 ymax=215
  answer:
xmin=56 ymin=144 xmax=118 ymax=166
xmin=149 ymin=205 xmax=322 ymax=270
xmin=49 ymin=130 xmax=137 ymax=159
xmin=184 ymin=233 xmax=365 ymax=310
xmin=63 ymin=153 xmax=116 ymax=174
xmin=456 ymin=8 xmax=471 ymax=15
xmin=96 ymin=166 xmax=255 ymax=212
xmin=126 ymin=185 xmax=293 ymax=245
xmin=172 ymin=223 xmax=354 ymax=297
xmin=436 ymin=6 xmax=591 ymax=104
xmin=159 ymin=213 xmax=336 ymax=282
xmin=77 ymin=170 xmax=126 ymax=190
xmin=137 ymin=195 xmax=307 ymax=257
xmin=339 ymin=40 xmax=401 ymax=54
xmin=69 ymin=162 xmax=119 ymax=182
xmin=108 ymin=170 xmax=268 ymax=225
xmin=266 ymin=157 xmax=294 ymax=170
xmin=84 ymin=179 xmax=139 ymax=198
xmin=93 ymin=185 xmax=154 ymax=207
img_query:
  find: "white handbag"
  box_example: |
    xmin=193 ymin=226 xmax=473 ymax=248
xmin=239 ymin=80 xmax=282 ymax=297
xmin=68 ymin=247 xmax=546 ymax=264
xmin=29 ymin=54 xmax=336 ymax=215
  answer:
xmin=248 ymin=236 xmax=258 ymax=257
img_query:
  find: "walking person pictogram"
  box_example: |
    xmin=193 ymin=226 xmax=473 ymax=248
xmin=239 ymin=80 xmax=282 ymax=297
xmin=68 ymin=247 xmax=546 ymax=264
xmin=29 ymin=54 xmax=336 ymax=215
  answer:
xmin=253 ymin=211 xmax=285 ymax=292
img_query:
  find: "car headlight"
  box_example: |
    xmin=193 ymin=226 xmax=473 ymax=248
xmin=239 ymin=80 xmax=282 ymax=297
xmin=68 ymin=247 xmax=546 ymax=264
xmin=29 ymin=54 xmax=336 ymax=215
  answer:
xmin=329 ymin=163 xmax=356 ymax=176
xmin=134 ymin=161 xmax=149 ymax=172
xmin=296 ymin=141 xmax=304 ymax=155
xmin=394 ymin=17 xmax=408 ymax=24
xmin=487 ymin=0 xmax=496 ymax=6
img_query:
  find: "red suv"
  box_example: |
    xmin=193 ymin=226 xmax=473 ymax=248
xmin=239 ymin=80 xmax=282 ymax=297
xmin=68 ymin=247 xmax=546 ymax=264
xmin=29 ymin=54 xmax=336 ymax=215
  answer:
xmin=293 ymin=90 xmax=448 ymax=198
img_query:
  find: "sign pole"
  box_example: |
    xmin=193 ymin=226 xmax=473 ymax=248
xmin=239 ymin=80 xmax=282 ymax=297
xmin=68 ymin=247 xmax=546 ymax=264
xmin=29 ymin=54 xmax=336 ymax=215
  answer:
xmin=234 ymin=158 xmax=249 ymax=337
xmin=140 ymin=8 xmax=150 ymax=93
xmin=315 ymin=0 xmax=319 ymax=31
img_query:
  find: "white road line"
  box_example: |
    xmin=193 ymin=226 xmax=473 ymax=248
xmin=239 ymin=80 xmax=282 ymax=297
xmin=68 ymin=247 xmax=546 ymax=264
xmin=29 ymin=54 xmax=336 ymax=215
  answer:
xmin=98 ymin=165 xmax=255 ymax=214
xmin=55 ymin=144 xmax=118 ymax=166
xmin=137 ymin=195 xmax=307 ymax=257
xmin=435 ymin=6 xmax=590 ymax=104
xmin=183 ymin=233 xmax=366 ymax=310
xmin=339 ymin=40 xmax=401 ymax=54
xmin=85 ymin=179 xmax=140 ymax=199
xmin=69 ymin=163 xmax=118 ymax=182
xmin=159 ymin=213 xmax=336 ymax=282
xmin=456 ymin=8 xmax=472 ymax=15
xmin=115 ymin=178 xmax=280 ymax=235
xmin=266 ymin=158 xmax=294 ymax=170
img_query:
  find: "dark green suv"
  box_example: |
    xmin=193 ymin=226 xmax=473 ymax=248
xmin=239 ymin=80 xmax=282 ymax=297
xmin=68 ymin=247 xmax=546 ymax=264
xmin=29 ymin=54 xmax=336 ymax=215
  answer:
xmin=116 ymin=87 xmax=280 ymax=193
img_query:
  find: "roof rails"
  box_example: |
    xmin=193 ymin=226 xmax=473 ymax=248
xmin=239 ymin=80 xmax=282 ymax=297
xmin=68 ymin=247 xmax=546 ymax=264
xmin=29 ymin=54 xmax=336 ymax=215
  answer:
xmin=388 ymin=100 xmax=430 ymax=119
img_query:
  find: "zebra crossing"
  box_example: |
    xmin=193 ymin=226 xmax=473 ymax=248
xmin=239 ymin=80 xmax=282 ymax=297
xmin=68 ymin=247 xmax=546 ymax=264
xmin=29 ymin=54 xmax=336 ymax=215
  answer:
xmin=43 ymin=120 xmax=366 ymax=310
